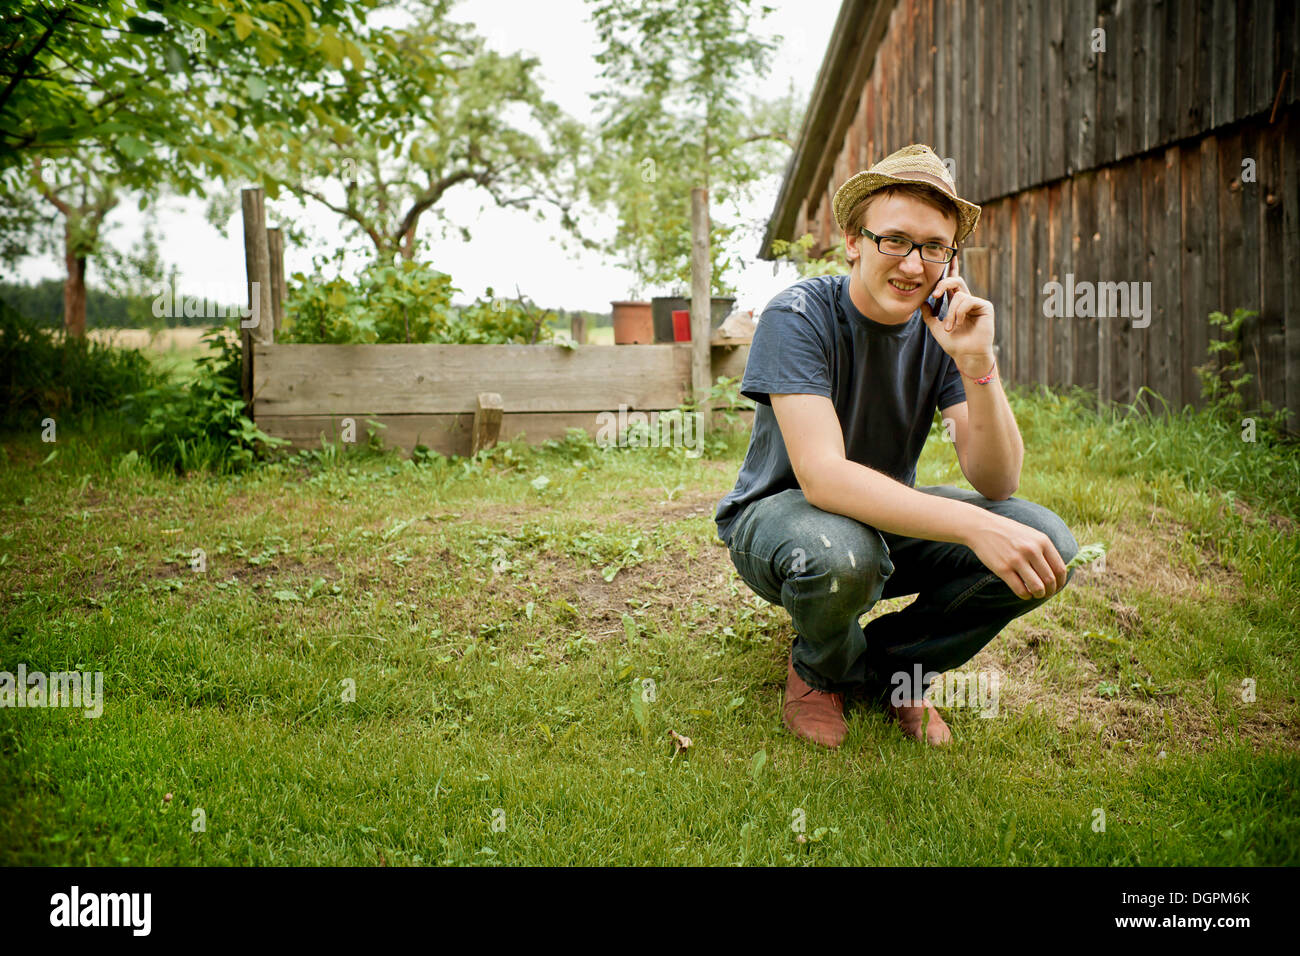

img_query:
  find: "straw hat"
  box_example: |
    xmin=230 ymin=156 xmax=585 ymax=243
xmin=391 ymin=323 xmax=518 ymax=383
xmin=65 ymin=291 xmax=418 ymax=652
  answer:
xmin=832 ymin=144 xmax=981 ymax=243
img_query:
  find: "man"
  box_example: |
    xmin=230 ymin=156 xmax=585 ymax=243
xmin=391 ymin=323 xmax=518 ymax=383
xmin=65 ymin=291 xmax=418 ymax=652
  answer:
xmin=714 ymin=144 xmax=1079 ymax=749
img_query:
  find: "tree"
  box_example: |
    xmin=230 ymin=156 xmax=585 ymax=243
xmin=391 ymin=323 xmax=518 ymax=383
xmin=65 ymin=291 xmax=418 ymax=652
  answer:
xmin=584 ymin=0 xmax=799 ymax=297
xmin=0 ymin=1 xmax=381 ymax=192
xmin=0 ymin=0 xmax=426 ymax=335
xmin=245 ymin=0 xmax=588 ymax=264
xmin=30 ymin=154 xmax=121 ymax=338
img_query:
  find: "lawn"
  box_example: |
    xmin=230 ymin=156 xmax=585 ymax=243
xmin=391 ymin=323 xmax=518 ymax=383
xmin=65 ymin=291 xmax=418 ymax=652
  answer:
xmin=1 ymin=340 xmax=1297 ymax=866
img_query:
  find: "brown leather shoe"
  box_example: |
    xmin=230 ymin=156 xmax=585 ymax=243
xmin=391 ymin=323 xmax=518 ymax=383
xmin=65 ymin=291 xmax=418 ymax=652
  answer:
xmin=782 ymin=653 xmax=847 ymax=748
xmin=889 ymin=698 xmax=953 ymax=745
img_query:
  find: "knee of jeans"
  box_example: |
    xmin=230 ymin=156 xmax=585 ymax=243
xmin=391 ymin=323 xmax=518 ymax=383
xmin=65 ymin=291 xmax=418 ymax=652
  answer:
xmin=782 ymin=525 xmax=891 ymax=590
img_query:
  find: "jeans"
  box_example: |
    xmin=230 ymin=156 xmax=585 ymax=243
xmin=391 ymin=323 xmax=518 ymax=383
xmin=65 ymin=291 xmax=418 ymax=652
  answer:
xmin=724 ymin=485 xmax=1080 ymax=701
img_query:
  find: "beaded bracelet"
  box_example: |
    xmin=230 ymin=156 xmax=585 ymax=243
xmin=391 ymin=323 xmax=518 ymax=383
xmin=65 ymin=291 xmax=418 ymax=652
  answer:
xmin=971 ymin=360 xmax=997 ymax=385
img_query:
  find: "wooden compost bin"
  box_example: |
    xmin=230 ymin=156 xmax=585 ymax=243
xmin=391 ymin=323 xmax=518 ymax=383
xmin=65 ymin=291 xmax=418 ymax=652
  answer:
xmin=252 ymin=340 xmax=752 ymax=457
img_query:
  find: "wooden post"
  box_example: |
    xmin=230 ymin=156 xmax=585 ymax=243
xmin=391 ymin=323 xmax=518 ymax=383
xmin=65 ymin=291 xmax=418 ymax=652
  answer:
xmin=690 ymin=187 xmax=711 ymax=441
xmin=471 ymin=392 xmax=504 ymax=455
xmin=267 ymin=226 xmax=286 ymax=336
xmin=240 ymin=188 xmax=274 ymax=413
xmin=570 ymin=312 xmax=587 ymax=345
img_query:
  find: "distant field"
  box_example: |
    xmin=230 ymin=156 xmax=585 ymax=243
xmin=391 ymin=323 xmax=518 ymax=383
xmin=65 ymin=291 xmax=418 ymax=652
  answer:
xmin=86 ymin=327 xmax=214 ymax=351
xmin=84 ymin=327 xmax=224 ymax=383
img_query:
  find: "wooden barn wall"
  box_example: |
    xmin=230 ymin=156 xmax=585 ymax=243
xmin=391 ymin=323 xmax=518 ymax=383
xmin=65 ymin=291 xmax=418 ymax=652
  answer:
xmin=794 ymin=0 xmax=1298 ymax=422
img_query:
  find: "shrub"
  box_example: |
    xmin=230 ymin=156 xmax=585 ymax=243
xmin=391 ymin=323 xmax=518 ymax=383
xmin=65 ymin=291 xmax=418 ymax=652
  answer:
xmin=280 ymin=260 xmax=554 ymax=345
xmin=0 ymin=302 xmax=161 ymax=431
xmin=120 ymin=323 xmax=290 ymax=474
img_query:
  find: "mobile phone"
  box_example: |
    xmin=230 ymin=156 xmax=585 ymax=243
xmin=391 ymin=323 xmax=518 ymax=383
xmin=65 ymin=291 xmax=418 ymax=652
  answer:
xmin=926 ymin=259 xmax=952 ymax=318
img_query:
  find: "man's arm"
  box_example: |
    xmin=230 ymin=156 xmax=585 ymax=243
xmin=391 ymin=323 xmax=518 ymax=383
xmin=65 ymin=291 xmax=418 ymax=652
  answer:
xmin=926 ymin=252 xmax=1023 ymax=499
xmin=939 ymin=360 xmax=1023 ymax=500
xmin=771 ymin=392 xmax=1067 ymax=600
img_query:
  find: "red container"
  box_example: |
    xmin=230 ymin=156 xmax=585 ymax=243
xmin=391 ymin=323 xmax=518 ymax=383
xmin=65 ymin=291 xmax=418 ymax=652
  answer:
xmin=672 ymin=309 xmax=691 ymax=342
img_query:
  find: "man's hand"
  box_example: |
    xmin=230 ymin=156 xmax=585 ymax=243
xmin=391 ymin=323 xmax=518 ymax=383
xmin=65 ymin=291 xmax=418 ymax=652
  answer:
xmin=964 ymin=509 xmax=1069 ymax=600
xmin=919 ymin=253 xmax=997 ymax=378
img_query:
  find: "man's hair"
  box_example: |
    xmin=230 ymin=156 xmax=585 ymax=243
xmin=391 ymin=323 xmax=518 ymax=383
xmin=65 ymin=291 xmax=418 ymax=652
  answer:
xmin=843 ymin=182 xmax=960 ymax=243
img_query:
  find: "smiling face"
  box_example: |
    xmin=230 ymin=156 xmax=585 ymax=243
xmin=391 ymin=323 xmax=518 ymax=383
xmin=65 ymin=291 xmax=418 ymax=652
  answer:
xmin=844 ymin=189 xmax=959 ymax=325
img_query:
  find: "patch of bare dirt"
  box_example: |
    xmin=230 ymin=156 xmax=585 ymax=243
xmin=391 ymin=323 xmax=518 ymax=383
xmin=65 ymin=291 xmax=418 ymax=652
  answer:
xmin=1083 ymin=505 xmax=1238 ymax=599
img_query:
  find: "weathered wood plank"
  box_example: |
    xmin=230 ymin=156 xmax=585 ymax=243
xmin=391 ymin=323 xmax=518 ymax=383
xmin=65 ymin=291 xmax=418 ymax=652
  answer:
xmin=1014 ymin=0 xmax=1029 ymax=191
xmin=1014 ymin=194 xmax=1031 ymax=384
xmin=1136 ymin=153 xmax=1157 ymax=409
xmin=1236 ymin=123 xmax=1264 ymax=412
xmin=1069 ymin=0 xmax=1096 ymax=175
xmin=471 ymin=392 xmax=503 ymax=455
xmin=1118 ymin=159 xmax=1138 ymax=407
xmin=1138 ymin=153 xmax=1160 ymax=409
xmin=1096 ymin=166 xmax=1115 ymax=405
xmin=257 ymin=408 xmax=758 ymax=459
xmin=1161 ymin=148 xmax=1184 ymax=408
xmin=1149 ymin=0 xmax=1170 ymax=155
xmin=1029 ymin=0 xmax=1044 ymax=188
xmin=960 ymin=0 xmax=975 ymax=191
xmin=1032 ymin=186 xmax=1050 ymax=386
xmin=1253 ymin=0 xmax=1276 ymax=116
xmin=1044 ymin=0 xmax=1065 ymax=186
xmin=1080 ymin=170 xmax=1101 ymax=399
xmin=970 ymin=0 xmax=985 ymax=195
xmin=988 ymin=202 xmax=1013 ymax=383
xmin=1114 ymin=0 xmax=1136 ymax=161
xmin=1177 ymin=143 xmax=1203 ymax=412
xmin=1236 ymin=0 xmax=1258 ymax=121
xmin=999 ymin=0 xmax=1016 ymax=197
xmin=1217 ymin=127 xmax=1248 ymax=406
xmin=1045 ymin=182 xmax=1060 ymax=387
xmin=1094 ymin=0 xmax=1116 ymax=167
xmin=1282 ymin=106 xmax=1300 ymax=433
xmin=253 ymin=343 xmax=750 ymax=417
xmin=880 ymin=4 xmax=892 ymax=155
xmin=1055 ymin=178 xmax=1073 ymax=387
xmin=1258 ymin=117 xmax=1286 ymax=419
xmin=933 ymin=0 xmax=946 ymax=159
xmin=1194 ymin=133 xmax=1222 ymax=412
xmin=1211 ymin=0 xmax=1236 ymax=130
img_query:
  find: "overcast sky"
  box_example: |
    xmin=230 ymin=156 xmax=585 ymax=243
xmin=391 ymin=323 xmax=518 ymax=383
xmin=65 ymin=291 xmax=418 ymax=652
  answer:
xmin=10 ymin=0 xmax=842 ymax=315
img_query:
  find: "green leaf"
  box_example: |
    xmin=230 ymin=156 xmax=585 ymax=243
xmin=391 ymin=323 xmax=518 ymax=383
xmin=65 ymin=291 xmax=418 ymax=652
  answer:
xmin=126 ymin=15 xmax=167 ymax=35
xmin=283 ymin=0 xmax=312 ymax=26
xmin=320 ymin=30 xmax=344 ymax=68
xmin=272 ymin=590 xmax=301 ymax=602
xmin=245 ymin=75 xmax=269 ymax=101
xmin=1065 ymin=542 xmax=1107 ymax=570
xmin=233 ymin=13 xmax=254 ymax=41
xmin=749 ymin=749 xmax=767 ymax=780
xmin=118 ymin=136 xmax=150 ymax=160
xmin=630 ymin=691 xmax=648 ymax=735
xmin=622 ymin=612 xmax=637 ymax=642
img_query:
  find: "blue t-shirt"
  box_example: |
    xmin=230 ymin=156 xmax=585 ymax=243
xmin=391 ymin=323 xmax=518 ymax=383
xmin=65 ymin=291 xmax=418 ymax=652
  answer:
xmin=714 ymin=273 xmax=966 ymax=545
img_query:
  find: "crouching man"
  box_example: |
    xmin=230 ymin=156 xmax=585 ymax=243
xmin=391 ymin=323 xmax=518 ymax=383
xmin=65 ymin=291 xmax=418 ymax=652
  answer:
xmin=714 ymin=144 xmax=1079 ymax=748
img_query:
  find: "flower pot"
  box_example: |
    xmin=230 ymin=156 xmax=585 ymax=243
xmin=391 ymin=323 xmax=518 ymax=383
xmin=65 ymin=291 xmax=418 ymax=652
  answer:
xmin=651 ymin=296 xmax=689 ymax=342
xmin=611 ymin=301 xmax=654 ymax=344
xmin=652 ymin=296 xmax=737 ymax=341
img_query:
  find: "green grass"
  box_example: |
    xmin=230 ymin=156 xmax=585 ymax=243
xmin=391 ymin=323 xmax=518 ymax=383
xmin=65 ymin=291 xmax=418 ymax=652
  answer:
xmin=1 ymin=358 xmax=1297 ymax=865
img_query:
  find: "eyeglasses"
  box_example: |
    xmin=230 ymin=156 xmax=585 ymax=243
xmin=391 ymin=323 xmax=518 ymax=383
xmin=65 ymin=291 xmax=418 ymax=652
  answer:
xmin=859 ymin=227 xmax=956 ymax=263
